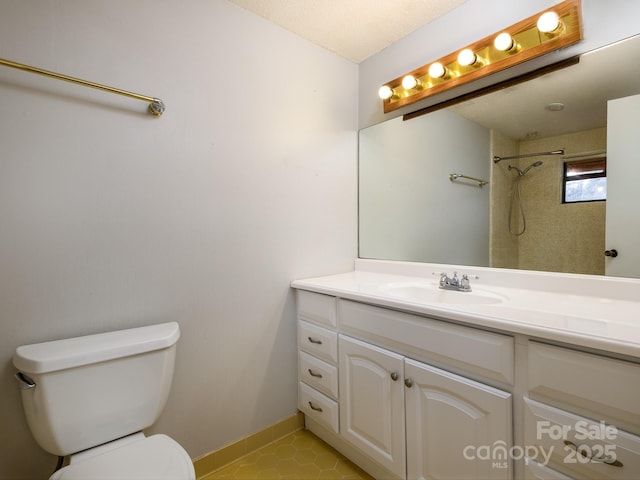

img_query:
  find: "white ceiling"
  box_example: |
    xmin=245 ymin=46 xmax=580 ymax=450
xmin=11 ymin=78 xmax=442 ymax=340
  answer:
xmin=450 ymin=34 xmax=640 ymax=140
xmin=227 ymin=0 xmax=468 ymax=63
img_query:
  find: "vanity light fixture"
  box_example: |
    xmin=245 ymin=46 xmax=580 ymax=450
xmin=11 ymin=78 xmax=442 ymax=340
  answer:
xmin=401 ymin=75 xmax=421 ymax=90
xmin=378 ymin=85 xmax=395 ymax=100
xmin=537 ymin=11 xmax=562 ymax=34
xmin=378 ymin=0 xmax=582 ymax=113
xmin=428 ymin=62 xmax=448 ymax=79
xmin=493 ymin=32 xmax=519 ymax=53
xmin=457 ymin=49 xmax=484 ymax=67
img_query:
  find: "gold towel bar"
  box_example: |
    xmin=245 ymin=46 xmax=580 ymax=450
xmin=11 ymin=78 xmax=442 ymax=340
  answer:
xmin=0 ymin=57 xmax=165 ymax=116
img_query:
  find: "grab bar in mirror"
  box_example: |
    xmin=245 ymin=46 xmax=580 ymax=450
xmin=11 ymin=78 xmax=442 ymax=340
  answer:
xmin=449 ymin=173 xmax=489 ymax=188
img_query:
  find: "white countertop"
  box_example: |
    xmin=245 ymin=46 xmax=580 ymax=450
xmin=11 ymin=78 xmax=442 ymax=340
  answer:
xmin=291 ymin=260 xmax=640 ymax=358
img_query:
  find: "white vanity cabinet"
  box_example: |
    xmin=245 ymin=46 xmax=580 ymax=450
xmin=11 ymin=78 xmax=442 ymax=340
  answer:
xmin=522 ymin=341 xmax=640 ymax=479
xmin=339 ymin=334 xmax=512 ymax=480
xmin=339 ymin=335 xmax=406 ymax=477
xmin=293 ymin=262 xmax=640 ymax=480
xmin=296 ymin=291 xmax=339 ymax=434
xmin=404 ymin=358 xmax=512 ymax=480
xmin=297 ymin=290 xmax=514 ymax=480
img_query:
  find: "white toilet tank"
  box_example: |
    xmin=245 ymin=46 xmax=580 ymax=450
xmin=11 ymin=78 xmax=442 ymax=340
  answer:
xmin=13 ymin=322 xmax=181 ymax=457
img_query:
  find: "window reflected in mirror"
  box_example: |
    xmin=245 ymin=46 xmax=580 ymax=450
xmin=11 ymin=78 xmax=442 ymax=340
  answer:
xmin=563 ymin=157 xmax=607 ymax=203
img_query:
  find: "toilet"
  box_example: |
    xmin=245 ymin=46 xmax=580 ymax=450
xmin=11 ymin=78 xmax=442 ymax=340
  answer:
xmin=13 ymin=322 xmax=196 ymax=480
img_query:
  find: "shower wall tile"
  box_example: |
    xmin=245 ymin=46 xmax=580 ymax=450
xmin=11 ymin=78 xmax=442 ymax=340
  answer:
xmin=515 ymin=128 xmax=606 ymax=275
xmin=490 ymin=130 xmax=519 ymax=269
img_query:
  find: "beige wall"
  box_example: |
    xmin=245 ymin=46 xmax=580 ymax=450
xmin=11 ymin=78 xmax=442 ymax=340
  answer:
xmin=0 ymin=1 xmax=357 ymax=478
xmin=491 ymin=128 xmax=606 ymax=275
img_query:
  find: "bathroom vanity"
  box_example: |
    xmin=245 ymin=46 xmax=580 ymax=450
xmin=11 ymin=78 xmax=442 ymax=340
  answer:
xmin=292 ymin=259 xmax=640 ymax=480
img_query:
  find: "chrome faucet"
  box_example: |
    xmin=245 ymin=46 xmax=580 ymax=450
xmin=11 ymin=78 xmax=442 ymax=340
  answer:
xmin=437 ymin=271 xmax=472 ymax=292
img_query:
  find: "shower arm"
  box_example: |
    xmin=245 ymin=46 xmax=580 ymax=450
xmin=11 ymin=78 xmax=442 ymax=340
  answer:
xmin=493 ymin=149 xmax=564 ymax=164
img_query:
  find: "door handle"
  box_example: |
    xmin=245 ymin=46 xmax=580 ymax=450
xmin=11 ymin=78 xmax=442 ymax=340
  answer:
xmin=605 ymin=249 xmax=618 ymax=258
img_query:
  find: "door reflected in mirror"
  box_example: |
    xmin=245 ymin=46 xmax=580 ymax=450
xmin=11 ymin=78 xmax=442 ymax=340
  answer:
xmin=359 ymin=34 xmax=640 ymax=278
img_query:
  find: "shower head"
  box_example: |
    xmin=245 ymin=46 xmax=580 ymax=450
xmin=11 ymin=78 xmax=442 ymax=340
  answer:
xmin=522 ymin=160 xmax=543 ymax=175
xmin=509 ymin=160 xmax=543 ymax=176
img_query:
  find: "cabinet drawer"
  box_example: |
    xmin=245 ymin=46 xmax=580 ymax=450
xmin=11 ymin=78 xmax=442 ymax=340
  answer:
xmin=298 ymin=320 xmax=337 ymax=363
xmin=297 ymin=290 xmax=336 ymax=327
xmin=524 ymin=398 xmax=640 ymax=480
xmin=339 ymin=299 xmax=514 ymax=385
xmin=299 ymin=382 xmax=339 ymax=434
xmin=524 ymin=458 xmax=573 ymax=479
xmin=527 ymin=341 xmax=640 ymax=432
xmin=299 ymin=350 xmax=338 ymax=399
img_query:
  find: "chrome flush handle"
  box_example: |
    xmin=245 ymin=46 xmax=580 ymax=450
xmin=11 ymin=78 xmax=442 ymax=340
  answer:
xmin=14 ymin=372 xmax=36 ymax=390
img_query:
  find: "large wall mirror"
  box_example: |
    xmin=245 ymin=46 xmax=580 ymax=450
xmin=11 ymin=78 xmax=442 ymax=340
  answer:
xmin=359 ymin=34 xmax=640 ymax=278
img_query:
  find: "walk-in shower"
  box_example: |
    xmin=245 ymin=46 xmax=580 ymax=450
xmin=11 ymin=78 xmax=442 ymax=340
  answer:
xmin=496 ymin=149 xmax=564 ymax=236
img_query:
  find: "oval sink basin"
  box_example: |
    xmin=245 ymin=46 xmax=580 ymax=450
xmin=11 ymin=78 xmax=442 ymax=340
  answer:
xmin=378 ymin=282 xmax=506 ymax=305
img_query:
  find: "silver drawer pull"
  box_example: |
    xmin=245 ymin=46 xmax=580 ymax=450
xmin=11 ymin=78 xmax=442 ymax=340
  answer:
xmin=307 ymin=336 xmax=322 ymax=345
xmin=308 ymin=369 xmax=323 ymax=378
xmin=308 ymin=401 xmax=323 ymax=412
xmin=563 ymin=440 xmax=623 ymax=467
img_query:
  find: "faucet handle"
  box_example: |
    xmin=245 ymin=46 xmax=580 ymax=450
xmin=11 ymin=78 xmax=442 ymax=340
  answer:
xmin=433 ymin=271 xmax=449 ymax=287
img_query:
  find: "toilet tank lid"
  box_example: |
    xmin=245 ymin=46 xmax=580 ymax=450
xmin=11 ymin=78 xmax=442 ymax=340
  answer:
xmin=13 ymin=322 xmax=180 ymax=374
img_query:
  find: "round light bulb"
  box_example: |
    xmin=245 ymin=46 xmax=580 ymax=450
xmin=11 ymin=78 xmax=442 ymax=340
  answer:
xmin=494 ymin=32 xmax=515 ymax=51
xmin=378 ymin=85 xmax=394 ymax=100
xmin=537 ymin=11 xmax=560 ymax=33
xmin=428 ymin=62 xmax=446 ymax=79
xmin=402 ymin=75 xmax=418 ymax=89
xmin=457 ymin=49 xmax=477 ymax=66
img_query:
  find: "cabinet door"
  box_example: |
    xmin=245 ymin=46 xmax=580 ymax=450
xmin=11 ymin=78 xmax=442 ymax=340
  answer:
xmin=405 ymin=358 xmax=512 ymax=480
xmin=339 ymin=335 xmax=406 ymax=479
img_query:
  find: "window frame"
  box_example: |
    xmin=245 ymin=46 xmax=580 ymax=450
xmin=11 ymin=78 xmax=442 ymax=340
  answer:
xmin=562 ymin=156 xmax=607 ymax=204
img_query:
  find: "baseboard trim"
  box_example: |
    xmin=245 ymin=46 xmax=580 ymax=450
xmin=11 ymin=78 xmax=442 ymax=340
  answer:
xmin=193 ymin=411 xmax=304 ymax=479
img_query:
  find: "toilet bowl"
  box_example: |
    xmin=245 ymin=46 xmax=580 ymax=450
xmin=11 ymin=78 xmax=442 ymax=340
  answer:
xmin=13 ymin=322 xmax=195 ymax=480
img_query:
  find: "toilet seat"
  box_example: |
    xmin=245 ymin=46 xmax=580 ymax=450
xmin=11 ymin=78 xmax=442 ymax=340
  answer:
xmin=50 ymin=434 xmax=195 ymax=480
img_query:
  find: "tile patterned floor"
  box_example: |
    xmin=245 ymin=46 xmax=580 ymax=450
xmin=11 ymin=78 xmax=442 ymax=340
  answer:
xmin=201 ymin=429 xmax=374 ymax=480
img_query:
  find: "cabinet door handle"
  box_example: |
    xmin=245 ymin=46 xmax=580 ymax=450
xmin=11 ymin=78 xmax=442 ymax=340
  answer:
xmin=404 ymin=378 xmax=414 ymax=388
xmin=307 ymin=337 xmax=322 ymax=345
xmin=563 ymin=440 xmax=623 ymax=467
xmin=390 ymin=371 xmax=399 ymax=381
xmin=308 ymin=369 xmax=323 ymax=378
xmin=308 ymin=401 xmax=323 ymax=412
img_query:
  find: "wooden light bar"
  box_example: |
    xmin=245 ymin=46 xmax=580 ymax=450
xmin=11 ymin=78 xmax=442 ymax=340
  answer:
xmin=380 ymin=0 xmax=582 ymax=113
